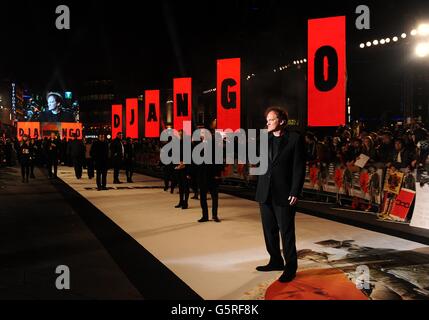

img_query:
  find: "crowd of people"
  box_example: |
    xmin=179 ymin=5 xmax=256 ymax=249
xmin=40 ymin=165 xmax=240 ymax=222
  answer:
xmin=2 ymin=119 xmax=429 ymax=223
xmin=304 ymin=120 xmax=429 ymax=172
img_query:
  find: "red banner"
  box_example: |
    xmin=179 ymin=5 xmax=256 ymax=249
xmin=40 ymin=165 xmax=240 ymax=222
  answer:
xmin=112 ymin=104 xmax=123 ymax=138
xmin=173 ymin=77 xmax=192 ymax=134
xmin=61 ymin=123 xmax=83 ymax=141
xmin=126 ymin=98 xmax=139 ymax=139
xmin=308 ymin=16 xmax=346 ymax=127
xmin=17 ymin=122 xmax=41 ymax=140
xmin=145 ymin=90 xmax=160 ymax=138
xmin=390 ymin=188 xmax=415 ymax=221
xmin=217 ymin=58 xmax=241 ymax=130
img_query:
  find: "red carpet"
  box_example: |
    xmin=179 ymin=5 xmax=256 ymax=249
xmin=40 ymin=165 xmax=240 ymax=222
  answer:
xmin=265 ymin=268 xmax=369 ymax=300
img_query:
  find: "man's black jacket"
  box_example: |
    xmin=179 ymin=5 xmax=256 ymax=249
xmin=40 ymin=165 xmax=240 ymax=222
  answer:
xmin=255 ymin=130 xmax=306 ymax=206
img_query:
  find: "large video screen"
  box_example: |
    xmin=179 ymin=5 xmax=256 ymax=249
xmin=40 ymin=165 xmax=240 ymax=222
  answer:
xmin=25 ymin=92 xmax=78 ymax=123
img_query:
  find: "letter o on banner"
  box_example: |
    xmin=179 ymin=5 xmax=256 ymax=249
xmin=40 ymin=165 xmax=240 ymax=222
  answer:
xmin=308 ymin=16 xmax=346 ymax=127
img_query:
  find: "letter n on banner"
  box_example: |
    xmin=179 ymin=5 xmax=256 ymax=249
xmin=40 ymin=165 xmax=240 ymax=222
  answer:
xmin=308 ymin=16 xmax=346 ymax=127
xmin=112 ymin=104 xmax=123 ymax=138
xmin=126 ymin=98 xmax=139 ymax=139
xmin=173 ymin=78 xmax=192 ymax=134
xmin=217 ymin=58 xmax=240 ymax=130
xmin=145 ymin=90 xmax=160 ymax=137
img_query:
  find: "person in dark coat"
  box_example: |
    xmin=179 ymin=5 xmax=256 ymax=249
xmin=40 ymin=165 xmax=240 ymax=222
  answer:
xmin=124 ymin=137 xmax=135 ymax=183
xmin=90 ymin=134 xmax=109 ymax=190
xmin=29 ymin=138 xmax=37 ymax=178
xmin=174 ymin=130 xmax=189 ymax=209
xmin=191 ymin=131 xmax=223 ymax=222
xmin=44 ymin=132 xmax=60 ymax=178
xmin=255 ymin=107 xmax=305 ymax=283
xmin=110 ymin=132 xmax=124 ymax=183
xmin=68 ymin=134 xmax=85 ymax=179
xmin=84 ymin=138 xmax=95 ymax=179
xmin=17 ymin=134 xmax=33 ymax=183
xmin=388 ymin=138 xmax=415 ymax=169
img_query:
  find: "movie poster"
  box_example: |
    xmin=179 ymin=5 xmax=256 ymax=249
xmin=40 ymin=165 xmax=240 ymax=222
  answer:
xmin=410 ymin=167 xmax=429 ymax=229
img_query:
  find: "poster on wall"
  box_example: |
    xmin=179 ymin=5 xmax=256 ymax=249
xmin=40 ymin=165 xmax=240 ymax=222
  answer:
xmin=303 ymin=163 xmax=383 ymax=207
xmin=410 ymin=168 xmax=429 ymax=230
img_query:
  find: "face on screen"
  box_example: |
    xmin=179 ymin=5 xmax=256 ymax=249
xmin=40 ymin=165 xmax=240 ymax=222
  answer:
xmin=47 ymin=96 xmax=59 ymax=111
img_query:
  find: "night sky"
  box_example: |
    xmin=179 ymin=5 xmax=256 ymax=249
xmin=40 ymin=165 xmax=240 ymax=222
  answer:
xmin=1 ymin=0 xmax=428 ymax=119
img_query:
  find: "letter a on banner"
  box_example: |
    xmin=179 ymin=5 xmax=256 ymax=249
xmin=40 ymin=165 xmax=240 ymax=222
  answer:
xmin=173 ymin=78 xmax=192 ymax=134
xmin=145 ymin=90 xmax=160 ymax=138
xmin=308 ymin=16 xmax=346 ymax=127
xmin=217 ymin=58 xmax=241 ymax=130
xmin=126 ymin=98 xmax=139 ymax=139
xmin=112 ymin=104 xmax=123 ymax=138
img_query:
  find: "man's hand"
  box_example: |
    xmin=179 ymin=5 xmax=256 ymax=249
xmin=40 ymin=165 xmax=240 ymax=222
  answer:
xmin=288 ymin=196 xmax=298 ymax=206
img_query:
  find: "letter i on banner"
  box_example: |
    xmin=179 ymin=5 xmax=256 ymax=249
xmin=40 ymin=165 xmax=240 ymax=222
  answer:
xmin=126 ymin=98 xmax=139 ymax=139
xmin=145 ymin=90 xmax=160 ymax=137
xmin=112 ymin=104 xmax=123 ymax=138
xmin=217 ymin=58 xmax=241 ymax=130
xmin=308 ymin=16 xmax=346 ymax=127
xmin=173 ymin=78 xmax=192 ymax=135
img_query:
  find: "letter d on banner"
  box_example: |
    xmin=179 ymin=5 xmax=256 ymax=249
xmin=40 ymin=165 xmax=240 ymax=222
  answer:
xmin=308 ymin=16 xmax=346 ymax=127
xmin=112 ymin=104 xmax=123 ymax=138
xmin=145 ymin=90 xmax=160 ymax=138
xmin=126 ymin=98 xmax=138 ymax=139
xmin=217 ymin=58 xmax=241 ymax=130
xmin=173 ymin=78 xmax=192 ymax=134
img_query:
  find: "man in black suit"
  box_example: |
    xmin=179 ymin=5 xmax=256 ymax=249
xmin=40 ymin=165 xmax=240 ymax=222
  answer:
xmin=90 ymin=134 xmax=109 ymax=191
xmin=192 ymin=131 xmax=224 ymax=222
xmin=44 ymin=132 xmax=60 ymax=179
xmin=110 ymin=132 xmax=124 ymax=183
xmin=255 ymin=107 xmax=305 ymax=283
xmin=68 ymin=134 xmax=85 ymax=179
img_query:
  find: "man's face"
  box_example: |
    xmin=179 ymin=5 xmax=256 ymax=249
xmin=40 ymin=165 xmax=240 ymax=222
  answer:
xmin=382 ymin=135 xmax=391 ymax=144
xmin=395 ymin=141 xmax=402 ymax=151
xmin=117 ymin=133 xmax=123 ymax=140
xmin=47 ymin=96 xmax=58 ymax=111
xmin=99 ymin=135 xmax=105 ymax=142
xmin=50 ymin=133 xmax=56 ymax=140
xmin=266 ymin=111 xmax=282 ymax=133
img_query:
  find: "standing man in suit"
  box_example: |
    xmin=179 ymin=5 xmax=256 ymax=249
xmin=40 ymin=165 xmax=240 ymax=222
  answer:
xmin=91 ymin=134 xmax=109 ymax=191
xmin=255 ymin=107 xmax=305 ymax=283
xmin=110 ymin=132 xmax=124 ymax=184
xmin=45 ymin=132 xmax=60 ymax=179
xmin=192 ymin=130 xmax=224 ymax=222
xmin=124 ymin=137 xmax=135 ymax=183
xmin=68 ymin=133 xmax=85 ymax=179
